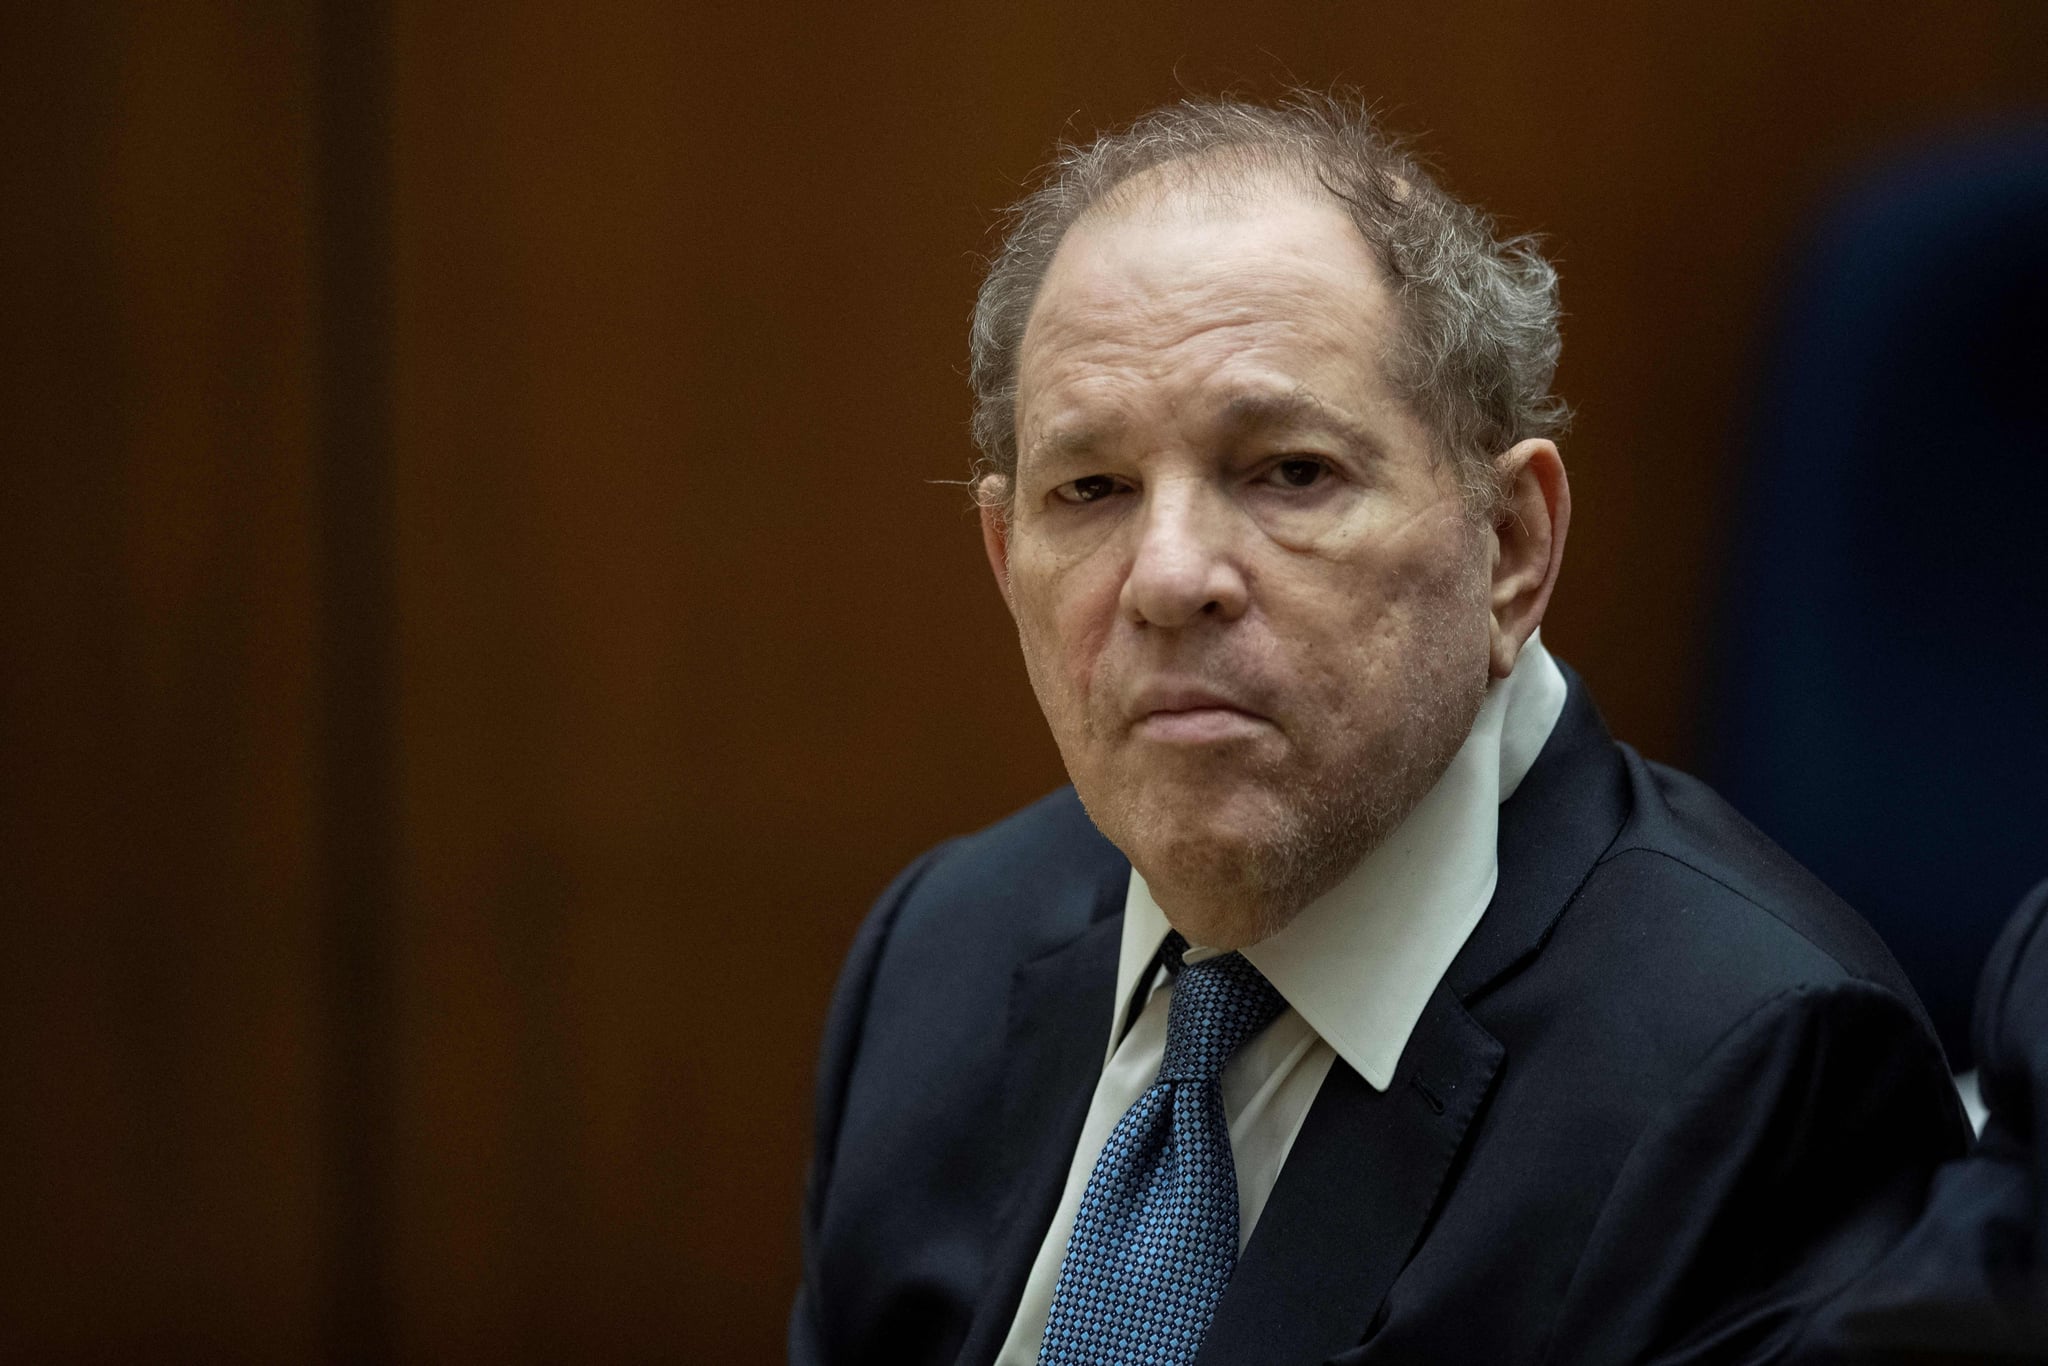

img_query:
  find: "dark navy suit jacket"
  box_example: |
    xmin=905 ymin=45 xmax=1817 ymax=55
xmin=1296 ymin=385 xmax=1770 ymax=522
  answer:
xmin=1791 ymin=876 xmax=2048 ymax=1364
xmin=791 ymin=673 xmax=1971 ymax=1364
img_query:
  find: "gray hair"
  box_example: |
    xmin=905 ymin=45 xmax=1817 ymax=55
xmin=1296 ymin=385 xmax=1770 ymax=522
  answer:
xmin=968 ymin=92 xmax=1569 ymax=515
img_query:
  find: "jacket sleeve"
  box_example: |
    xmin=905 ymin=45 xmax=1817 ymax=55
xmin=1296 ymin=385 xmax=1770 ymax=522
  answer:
xmin=787 ymin=843 xmax=950 ymax=1366
xmin=1786 ymin=878 xmax=2048 ymax=1363
xmin=1543 ymin=978 xmax=1970 ymax=1366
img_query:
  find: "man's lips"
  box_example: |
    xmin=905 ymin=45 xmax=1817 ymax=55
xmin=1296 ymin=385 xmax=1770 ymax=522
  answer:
xmin=1127 ymin=683 xmax=1273 ymax=742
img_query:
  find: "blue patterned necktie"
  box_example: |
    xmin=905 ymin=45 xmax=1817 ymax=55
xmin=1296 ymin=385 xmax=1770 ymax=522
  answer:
xmin=1036 ymin=931 xmax=1288 ymax=1366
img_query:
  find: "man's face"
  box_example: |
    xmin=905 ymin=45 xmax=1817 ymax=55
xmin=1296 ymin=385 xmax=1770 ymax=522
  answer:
xmin=989 ymin=176 xmax=1496 ymax=948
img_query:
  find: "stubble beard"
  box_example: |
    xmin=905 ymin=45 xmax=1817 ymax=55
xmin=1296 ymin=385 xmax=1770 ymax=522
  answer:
xmin=1062 ymin=575 xmax=1492 ymax=948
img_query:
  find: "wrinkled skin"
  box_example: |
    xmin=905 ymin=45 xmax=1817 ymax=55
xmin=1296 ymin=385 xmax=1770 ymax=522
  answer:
xmin=982 ymin=173 xmax=1568 ymax=948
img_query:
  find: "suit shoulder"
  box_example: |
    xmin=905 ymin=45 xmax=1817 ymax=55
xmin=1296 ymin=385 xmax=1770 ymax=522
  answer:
xmin=1509 ymin=746 xmax=1941 ymax=1081
xmin=1614 ymin=748 xmax=1921 ymax=995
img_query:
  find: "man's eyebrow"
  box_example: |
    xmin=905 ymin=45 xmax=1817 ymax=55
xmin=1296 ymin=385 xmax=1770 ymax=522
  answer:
xmin=1216 ymin=390 xmax=1388 ymax=459
xmin=1025 ymin=417 xmax=1125 ymax=464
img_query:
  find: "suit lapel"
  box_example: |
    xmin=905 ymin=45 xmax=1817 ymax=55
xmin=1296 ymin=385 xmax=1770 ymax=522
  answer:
xmin=1196 ymin=980 xmax=1505 ymax=1365
xmin=955 ymin=880 xmax=1127 ymax=1366
xmin=1200 ymin=669 xmax=1629 ymax=1362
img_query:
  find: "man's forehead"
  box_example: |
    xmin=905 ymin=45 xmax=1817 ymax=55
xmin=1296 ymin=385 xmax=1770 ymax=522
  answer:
xmin=1020 ymin=193 xmax=1391 ymax=383
xmin=1010 ymin=160 xmax=1413 ymax=472
xmin=1021 ymin=384 xmax=1390 ymax=467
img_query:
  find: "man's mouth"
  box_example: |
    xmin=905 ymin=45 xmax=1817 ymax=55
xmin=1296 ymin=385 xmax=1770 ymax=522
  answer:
xmin=1128 ymin=682 xmax=1272 ymax=742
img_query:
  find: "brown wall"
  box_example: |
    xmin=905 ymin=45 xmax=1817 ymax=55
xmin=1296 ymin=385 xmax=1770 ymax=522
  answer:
xmin=5 ymin=3 xmax=2043 ymax=1361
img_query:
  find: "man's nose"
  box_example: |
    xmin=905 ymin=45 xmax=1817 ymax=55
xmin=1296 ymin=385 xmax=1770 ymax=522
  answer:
xmin=1118 ymin=482 xmax=1250 ymax=628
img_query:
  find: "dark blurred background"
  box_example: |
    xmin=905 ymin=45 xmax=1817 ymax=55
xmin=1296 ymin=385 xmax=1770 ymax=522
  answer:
xmin=3 ymin=3 xmax=2044 ymax=1362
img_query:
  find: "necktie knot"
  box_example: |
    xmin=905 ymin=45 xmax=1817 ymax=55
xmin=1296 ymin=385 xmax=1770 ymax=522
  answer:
xmin=1158 ymin=931 xmax=1287 ymax=1085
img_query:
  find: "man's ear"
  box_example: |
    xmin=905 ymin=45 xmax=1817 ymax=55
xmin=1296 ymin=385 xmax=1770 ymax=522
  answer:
xmin=1486 ymin=439 xmax=1570 ymax=678
xmin=978 ymin=476 xmax=1015 ymax=613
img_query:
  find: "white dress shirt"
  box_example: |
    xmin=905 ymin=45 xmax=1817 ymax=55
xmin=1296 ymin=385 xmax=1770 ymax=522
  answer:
xmin=995 ymin=634 xmax=1568 ymax=1365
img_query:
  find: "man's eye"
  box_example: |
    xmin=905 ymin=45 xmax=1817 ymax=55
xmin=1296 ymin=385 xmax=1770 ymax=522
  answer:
xmin=1267 ymin=457 xmax=1329 ymax=489
xmin=1056 ymin=474 xmax=1124 ymax=504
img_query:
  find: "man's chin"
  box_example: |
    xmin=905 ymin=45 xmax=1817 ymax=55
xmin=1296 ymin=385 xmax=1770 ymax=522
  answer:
xmin=1095 ymin=782 xmax=1289 ymax=867
xmin=1128 ymin=828 xmax=1309 ymax=950
xmin=1082 ymin=786 xmax=1311 ymax=917
xmin=1074 ymin=758 xmax=1412 ymax=945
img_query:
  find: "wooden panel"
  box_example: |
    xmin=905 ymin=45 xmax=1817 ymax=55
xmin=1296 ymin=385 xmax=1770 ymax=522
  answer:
xmin=0 ymin=5 xmax=325 ymax=1359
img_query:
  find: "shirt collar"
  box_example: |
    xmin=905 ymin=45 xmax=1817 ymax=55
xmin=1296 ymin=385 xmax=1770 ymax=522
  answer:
xmin=1110 ymin=632 xmax=1568 ymax=1089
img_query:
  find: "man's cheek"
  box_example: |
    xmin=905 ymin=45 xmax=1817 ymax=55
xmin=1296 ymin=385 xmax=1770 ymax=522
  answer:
xmin=1028 ymin=584 xmax=1113 ymax=699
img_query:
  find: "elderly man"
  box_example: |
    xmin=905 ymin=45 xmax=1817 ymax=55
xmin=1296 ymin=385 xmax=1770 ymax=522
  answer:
xmin=790 ymin=95 xmax=1969 ymax=1365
